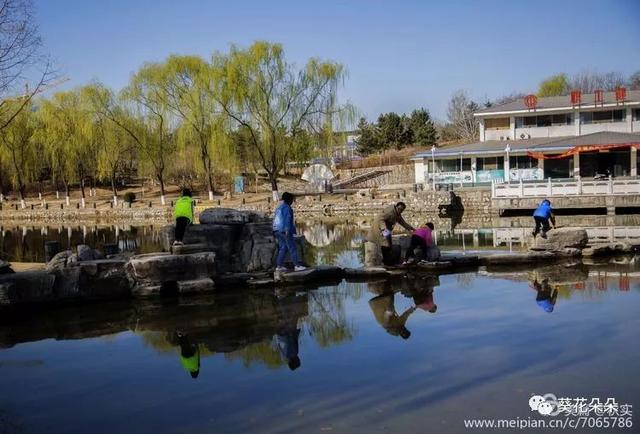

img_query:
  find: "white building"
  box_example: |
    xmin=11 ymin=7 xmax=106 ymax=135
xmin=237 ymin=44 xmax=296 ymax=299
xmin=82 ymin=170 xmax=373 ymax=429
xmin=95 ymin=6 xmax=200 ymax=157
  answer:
xmin=413 ymin=89 xmax=640 ymax=186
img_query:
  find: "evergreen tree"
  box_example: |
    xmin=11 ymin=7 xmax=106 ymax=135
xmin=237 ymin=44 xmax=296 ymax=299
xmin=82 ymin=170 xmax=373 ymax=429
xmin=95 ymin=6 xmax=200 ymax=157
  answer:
xmin=408 ymin=108 xmax=437 ymax=147
xmin=355 ymin=117 xmax=379 ymax=155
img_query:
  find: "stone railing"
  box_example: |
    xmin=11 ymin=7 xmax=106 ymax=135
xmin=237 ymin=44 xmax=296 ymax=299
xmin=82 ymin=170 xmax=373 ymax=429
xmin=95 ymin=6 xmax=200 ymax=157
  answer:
xmin=492 ymin=177 xmax=640 ymax=198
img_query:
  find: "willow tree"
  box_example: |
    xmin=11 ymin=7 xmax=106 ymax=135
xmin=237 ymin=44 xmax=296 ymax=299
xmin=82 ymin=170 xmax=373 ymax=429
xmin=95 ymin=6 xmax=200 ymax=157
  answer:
xmin=39 ymin=89 xmax=99 ymax=207
xmin=158 ymin=55 xmax=225 ymax=201
xmin=211 ymin=41 xmax=351 ymax=199
xmin=0 ymin=99 xmax=36 ymax=207
xmin=83 ymin=84 xmax=132 ymax=206
xmin=122 ymin=66 xmax=177 ymax=205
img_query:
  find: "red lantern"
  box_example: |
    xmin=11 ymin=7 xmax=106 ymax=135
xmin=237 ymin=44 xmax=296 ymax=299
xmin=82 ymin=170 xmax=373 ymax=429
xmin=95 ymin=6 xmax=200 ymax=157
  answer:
xmin=615 ymin=87 xmax=626 ymax=102
xmin=524 ymin=94 xmax=537 ymax=109
xmin=570 ymin=90 xmax=581 ymax=105
xmin=594 ymin=89 xmax=604 ymax=105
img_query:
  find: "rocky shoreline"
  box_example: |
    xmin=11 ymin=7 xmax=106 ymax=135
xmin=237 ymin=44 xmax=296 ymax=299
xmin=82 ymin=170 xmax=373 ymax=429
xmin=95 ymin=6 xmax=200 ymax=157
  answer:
xmin=0 ymin=210 xmax=637 ymax=309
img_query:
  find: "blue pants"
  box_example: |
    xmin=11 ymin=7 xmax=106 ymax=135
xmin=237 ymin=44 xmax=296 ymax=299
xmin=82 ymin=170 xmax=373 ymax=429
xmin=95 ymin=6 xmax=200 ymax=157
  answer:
xmin=275 ymin=232 xmax=300 ymax=267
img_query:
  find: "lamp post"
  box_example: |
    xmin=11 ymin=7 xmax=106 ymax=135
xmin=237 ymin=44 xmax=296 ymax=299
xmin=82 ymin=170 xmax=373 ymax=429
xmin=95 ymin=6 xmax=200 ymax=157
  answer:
xmin=431 ymin=145 xmax=436 ymax=191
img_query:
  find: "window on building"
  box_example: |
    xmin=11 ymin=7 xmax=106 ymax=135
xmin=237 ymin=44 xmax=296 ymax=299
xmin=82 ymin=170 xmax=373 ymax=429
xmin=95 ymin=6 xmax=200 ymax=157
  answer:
xmin=438 ymin=158 xmax=471 ymax=172
xmin=634 ymin=109 xmax=640 ymax=121
xmin=581 ymin=110 xmax=626 ymax=124
xmin=476 ymin=156 xmax=504 ymax=171
xmin=544 ymin=157 xmax=572 ymax=179
xmin=516 ymin=114 xmax=572 ymax=128
xmin=484 ymin=117 xmax=510 ymax=130
xmin=552 ymin=114 xmax=572 ymax=125
xmin=509 ymin=155 xmax=538 ymax=169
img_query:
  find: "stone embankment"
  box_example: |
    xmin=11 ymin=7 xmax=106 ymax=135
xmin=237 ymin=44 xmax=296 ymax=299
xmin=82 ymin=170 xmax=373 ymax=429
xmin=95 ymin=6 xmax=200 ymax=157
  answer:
xmin=0 ymin=213 xmax=636 ymax=308
xmin=0 ymin=188 xmax=491 ymax=223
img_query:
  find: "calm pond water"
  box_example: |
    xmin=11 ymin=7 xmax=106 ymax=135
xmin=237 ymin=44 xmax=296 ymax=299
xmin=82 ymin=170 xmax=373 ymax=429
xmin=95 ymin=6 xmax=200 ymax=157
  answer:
xmin=4 ymin=217 xmax=640 ymax=263
xmin=1 ymin=260 xmax=639 ymax=433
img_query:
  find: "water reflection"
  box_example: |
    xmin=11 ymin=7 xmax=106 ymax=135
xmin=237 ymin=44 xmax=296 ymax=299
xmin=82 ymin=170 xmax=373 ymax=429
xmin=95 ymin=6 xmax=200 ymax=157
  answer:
xmin=0 ymin=224 xmax=164 ymax=262
xmin=2 ymin=217 xmax=640 ymax=263
xmin=176 ymin=332 xmax=200 ymax=378
xmin=531 ymin=279 xmax=558 ymax=313
xmin=1 ymin=259 xmax=640 ymax=433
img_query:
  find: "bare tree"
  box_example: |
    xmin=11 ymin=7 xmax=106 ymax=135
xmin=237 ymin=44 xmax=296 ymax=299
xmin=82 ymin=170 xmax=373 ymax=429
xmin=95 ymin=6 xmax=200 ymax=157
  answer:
xmin=447 ymin=90 xmax=479 ymax=142
xmin=484 ymin=92 xmax=526 ymax=108
xmin=569 ymin=71 xmax=625 ymax=93
xmin=0 ymin=0 xmax=54 ymax=131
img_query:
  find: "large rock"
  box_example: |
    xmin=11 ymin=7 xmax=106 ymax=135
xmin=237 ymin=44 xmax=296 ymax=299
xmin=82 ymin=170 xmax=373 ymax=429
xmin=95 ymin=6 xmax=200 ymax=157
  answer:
xmin=0 ymin=260 xmax=13 ymax=274
xmin=274 ymin=265 xmax=344 ymax=284
xmin=0 ymin=271 xmax=56 ymax=305
xmin=199 ymin=208 xmax=268 ymax=225
xmin=582 ymin=241 xmax=634 ymax=257
xmin=237 ymin=222 xmax=277 ymax=272
xmin=480 ymin=251 xmax=557 ymax=266
xmin=46 ymin=250 xmax=73 ymax=271
xmin=48 ymin=259 xmax=130 ymax=301
xmin=76 ymin=244 xmax=104 ymax=261
xmin=125 ymin=252 xmax=216 ymax=297
xmin=531 ymin=228 xmax=589 ymax=252
xmin=161 ymin=224 xmax=239 ymax=272
xmin=76 ymin=260 xmax=130 ymax=299
xmin=364 ymin=241 xmax=383 ymax=267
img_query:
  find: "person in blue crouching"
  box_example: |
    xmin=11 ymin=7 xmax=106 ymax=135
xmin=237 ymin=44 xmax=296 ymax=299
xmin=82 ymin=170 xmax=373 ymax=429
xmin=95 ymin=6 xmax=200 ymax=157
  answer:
xmin=273 ymin=192 xmax=307 ymax=273
xmin=532 ymin=199 xmax=556 ymax=239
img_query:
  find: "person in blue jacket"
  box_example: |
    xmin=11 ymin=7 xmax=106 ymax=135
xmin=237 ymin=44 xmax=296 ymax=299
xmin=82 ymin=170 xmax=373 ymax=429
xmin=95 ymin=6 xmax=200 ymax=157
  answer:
xmin=273 ymin=192 xmax=307 ymax=272
xmin=532 ymin=199 xmax=556 ymax=239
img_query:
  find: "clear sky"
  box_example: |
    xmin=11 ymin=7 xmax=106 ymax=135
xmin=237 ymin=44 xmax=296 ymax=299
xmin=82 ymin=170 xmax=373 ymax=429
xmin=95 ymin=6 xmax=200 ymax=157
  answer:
xmin=35 ymin=0 xmax=640 ymax=121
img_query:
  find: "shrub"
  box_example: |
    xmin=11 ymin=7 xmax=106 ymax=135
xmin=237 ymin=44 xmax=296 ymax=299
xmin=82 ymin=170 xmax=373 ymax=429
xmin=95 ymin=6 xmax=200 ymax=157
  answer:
xmin=123 ymin=192 xmax=136 ymax=204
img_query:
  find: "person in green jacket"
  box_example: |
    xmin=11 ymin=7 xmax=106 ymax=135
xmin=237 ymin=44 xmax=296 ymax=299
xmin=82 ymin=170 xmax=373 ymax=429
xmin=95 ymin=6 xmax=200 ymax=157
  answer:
xmin=173 ymin=188 xmax=194 ymax=246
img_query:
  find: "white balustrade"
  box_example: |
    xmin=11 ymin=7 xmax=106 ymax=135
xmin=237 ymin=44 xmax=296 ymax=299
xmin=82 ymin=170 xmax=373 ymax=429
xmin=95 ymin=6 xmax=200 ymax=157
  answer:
xmin=492 ymin=178 xmax=640 ymax=198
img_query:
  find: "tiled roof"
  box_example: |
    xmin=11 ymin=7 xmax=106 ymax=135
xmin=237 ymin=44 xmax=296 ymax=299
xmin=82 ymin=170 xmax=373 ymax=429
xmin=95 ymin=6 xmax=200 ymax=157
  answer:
xmin=475 ymin=90 xmax=640 ymax=115
xmin=413 ymin=132 xmax=640 ymax=158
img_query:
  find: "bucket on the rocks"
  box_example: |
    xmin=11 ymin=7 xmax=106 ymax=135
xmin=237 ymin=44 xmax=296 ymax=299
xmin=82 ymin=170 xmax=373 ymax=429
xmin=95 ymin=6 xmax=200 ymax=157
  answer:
xmin=103 ymin=243 xmax=119 ymax=256
xmin=44 ymin=241 xmax=61 ymax=262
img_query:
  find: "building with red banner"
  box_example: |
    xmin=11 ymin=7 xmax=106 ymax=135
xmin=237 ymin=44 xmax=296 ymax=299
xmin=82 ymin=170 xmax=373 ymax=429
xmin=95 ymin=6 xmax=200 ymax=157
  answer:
xmin=414 ymin=89 xmax=640 ymax=186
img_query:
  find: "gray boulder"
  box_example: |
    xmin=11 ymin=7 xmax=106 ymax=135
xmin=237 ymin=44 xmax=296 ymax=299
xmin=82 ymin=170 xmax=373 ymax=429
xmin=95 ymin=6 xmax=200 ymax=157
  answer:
xmin=177 ymin=278 xmax=215 ymax=294
xmin=364 ymin=241 xmax=383 ymax=267
xmin=46 ymin=250 xmax=74 ymax=271
xmin=160 ymin=224 xmax=238 ymax=272
xmin=238 ymin=222 xmax=277 ymax=272
xmin=126 ymin=252 xmax=216 ymax=297
xmin=0 ymin=260 xmax=13 ymax=274
xmin=274 ymin=265 xmax=344 ymax=284
xmin=199 ymin=208 xmax=268 ymax=225
xmin=77 ymin=244 xmax=105 ymax=262
xmin=582 ymin=241 xmax=634 ymax=257
xmin=531 ymin=228 xmax=589 ymax=252
xmin=0 ymin=271 xmax=56 ymax=305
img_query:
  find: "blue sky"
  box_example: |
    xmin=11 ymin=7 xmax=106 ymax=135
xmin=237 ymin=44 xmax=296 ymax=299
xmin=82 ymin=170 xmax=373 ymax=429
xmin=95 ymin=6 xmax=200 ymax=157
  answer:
xmin=36 ymin=0 xmax=640 ymax=121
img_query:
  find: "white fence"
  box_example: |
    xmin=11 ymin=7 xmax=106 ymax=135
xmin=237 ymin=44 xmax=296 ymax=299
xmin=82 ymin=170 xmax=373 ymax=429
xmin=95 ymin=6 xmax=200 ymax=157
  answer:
xmin=492 ymin=177 xmax=640 ymax=198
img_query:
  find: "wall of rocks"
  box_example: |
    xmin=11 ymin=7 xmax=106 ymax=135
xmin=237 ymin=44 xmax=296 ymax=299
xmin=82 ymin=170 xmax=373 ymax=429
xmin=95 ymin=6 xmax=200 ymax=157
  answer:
xmin=334 ymin=164 xmax=415 ymax=188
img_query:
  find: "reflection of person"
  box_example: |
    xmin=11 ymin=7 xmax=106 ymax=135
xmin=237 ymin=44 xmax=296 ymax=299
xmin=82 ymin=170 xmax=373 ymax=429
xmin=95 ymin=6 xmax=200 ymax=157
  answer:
xmin=368 ymin=293 xmax=415 ymax=339
xmin=368 ymin=202 xmax=414 ymax=265
xmin=532 ymin=199 xmax=556 ymax=239
xmin=413 ymin=289 xmax=438 ymax=313
xmin=273 ymin=192 xmax=307 ymax=272
xmin=177 ymin=332 xmax=200 ymax=378
xmin=531 ymin=279 xmax=558 ymax=313
xmin=173 ymin=188 xmax=194 ymax=246
xmin=403 ymin=222 xmax=435 ymax=264
xmin=275 ymin=292 xmax=302 ymax=370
